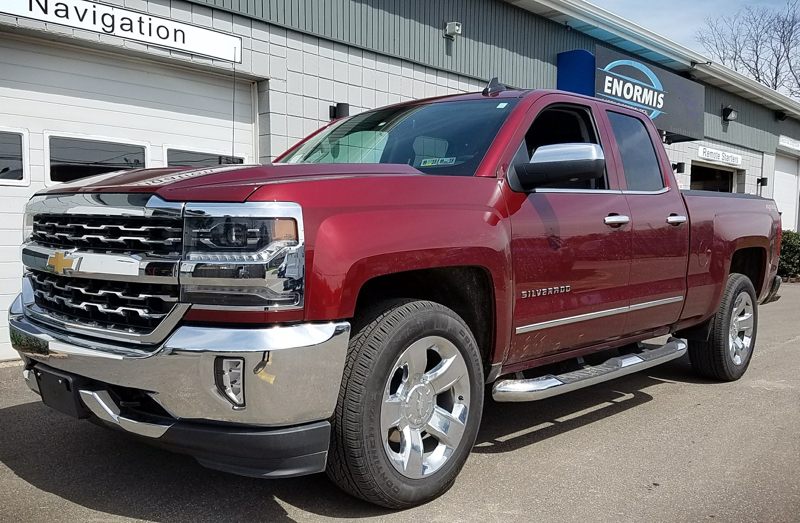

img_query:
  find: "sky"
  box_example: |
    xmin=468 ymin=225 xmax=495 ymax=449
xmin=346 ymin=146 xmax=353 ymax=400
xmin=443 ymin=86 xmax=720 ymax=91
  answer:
xmin=588 ymin=0 xmax=789 ymax=55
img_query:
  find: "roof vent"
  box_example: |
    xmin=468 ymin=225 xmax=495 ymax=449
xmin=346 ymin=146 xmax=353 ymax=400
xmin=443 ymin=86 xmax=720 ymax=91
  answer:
xmin=482 ymin=77 xmax=507 ymax=96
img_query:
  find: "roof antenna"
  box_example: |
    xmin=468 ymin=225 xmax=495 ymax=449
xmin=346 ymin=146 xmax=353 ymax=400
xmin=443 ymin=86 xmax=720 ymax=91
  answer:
xmin=482 ymin=77 xmax=507 ymax=96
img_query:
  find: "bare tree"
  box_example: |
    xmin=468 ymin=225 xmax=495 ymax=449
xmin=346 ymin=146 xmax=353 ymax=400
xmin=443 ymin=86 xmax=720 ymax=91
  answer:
xmin=696 ymin=0 xmax=800 ymax=96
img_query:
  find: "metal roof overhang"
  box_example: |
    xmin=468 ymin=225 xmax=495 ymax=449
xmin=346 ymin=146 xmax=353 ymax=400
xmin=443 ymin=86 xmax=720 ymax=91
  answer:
xmin=507 ymin=0 xmax=800 ymax=120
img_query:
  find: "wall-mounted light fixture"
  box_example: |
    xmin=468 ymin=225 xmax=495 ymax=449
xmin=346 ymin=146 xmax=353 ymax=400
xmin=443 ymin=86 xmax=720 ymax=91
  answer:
xmin=757 ymin=177 xmax=769 ymax=186
xmin=329 ymin=102 xmax=350 ymax=121
xmin=722 ymin=105 xmax=738 ymax=122
xmin=672 ymin=162 xmax=686 ymax=174
xmin=444 ymin=22 xmax=462 ymax=39
xmin=776 ymin=111 xmax=788 ymax=121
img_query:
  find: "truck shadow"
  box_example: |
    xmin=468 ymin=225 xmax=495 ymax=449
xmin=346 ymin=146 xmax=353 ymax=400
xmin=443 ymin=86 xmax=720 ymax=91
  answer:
xmin=0 ymin=355 xmax=703 ymax=522
xmin=0 ymin=400 xmax=389 ymax=522
xmin=475 ymin=354 xmax=707 ymax=454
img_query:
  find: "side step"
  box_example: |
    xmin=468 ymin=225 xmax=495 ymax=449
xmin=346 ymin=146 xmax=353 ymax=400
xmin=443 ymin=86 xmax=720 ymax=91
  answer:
xmin=492 ymin=338 xmax=687 ymax=402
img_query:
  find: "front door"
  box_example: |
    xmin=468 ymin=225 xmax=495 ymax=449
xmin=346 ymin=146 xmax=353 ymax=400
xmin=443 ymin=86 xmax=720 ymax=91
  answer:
xmin=503 ymin=97 xmax=632 ymax=365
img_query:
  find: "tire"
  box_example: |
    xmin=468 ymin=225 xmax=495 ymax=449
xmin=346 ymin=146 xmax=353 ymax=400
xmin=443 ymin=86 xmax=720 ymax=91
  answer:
xmin=326 ymin=299 xmax=484 ymax=508
xmin=688 ymin=273 xmax=758 ymax=381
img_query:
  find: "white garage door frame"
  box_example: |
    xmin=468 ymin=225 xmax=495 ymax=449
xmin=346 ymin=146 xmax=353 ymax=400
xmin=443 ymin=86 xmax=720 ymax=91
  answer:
xmin=774 ymin=154 xmax=800 ymax=232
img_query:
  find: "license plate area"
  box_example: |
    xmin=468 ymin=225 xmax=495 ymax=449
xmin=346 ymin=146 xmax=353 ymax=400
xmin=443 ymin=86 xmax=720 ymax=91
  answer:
xmin=34 ymin=365 xmax=90 ymax=419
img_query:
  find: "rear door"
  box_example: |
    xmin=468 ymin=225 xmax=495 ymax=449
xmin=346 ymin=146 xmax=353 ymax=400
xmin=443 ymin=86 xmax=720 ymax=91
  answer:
xmin=502 ymin=95 xmax=632 ymax=365
xmin=600 ymin=108 xmax=689 ymax=335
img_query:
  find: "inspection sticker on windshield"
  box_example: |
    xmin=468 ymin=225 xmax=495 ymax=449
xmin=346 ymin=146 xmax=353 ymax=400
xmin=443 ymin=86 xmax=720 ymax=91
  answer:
xmin=420 ymin=157 xmax=456 ymax=167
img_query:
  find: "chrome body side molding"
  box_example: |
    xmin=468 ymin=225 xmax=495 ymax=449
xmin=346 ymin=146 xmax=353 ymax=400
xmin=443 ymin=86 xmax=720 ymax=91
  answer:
xmin=515 ymin=296 xmax=684 ymax=335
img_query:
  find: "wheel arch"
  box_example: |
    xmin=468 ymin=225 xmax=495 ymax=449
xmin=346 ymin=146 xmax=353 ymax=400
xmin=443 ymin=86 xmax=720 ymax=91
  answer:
xmin=352 ymin=266 xmax=498 ymax=368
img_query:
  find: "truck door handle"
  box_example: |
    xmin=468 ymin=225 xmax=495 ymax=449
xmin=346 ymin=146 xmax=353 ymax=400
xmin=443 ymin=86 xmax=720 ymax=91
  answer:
xmin=604 ymin=214 xmax=630 ymax=227
xmin=666 ymin=214 xmax=687 ymax=226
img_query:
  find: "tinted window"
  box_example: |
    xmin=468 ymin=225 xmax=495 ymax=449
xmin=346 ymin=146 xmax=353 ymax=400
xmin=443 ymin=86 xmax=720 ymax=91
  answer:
xmin=49 ymin=137 xmax=145 ymax=182
xmin=167 ymin=149 xmax=244 ymax=167
xmin=0 ymin=132 xmax=23 ymax=182
xmin=606 ymin=112 xmax=664 ymax=191
xmin=512 ymin=105 xmax=606 ymax=189
xmin=279 ymin=99 xmax=519 ymax=177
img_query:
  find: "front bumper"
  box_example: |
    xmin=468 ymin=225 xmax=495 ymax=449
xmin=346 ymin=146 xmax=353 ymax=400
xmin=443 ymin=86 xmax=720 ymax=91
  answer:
xmin=27 ymin=364 xmax=332 ymax=478
xmin=9 ymin=292 xmax=350 ymax=476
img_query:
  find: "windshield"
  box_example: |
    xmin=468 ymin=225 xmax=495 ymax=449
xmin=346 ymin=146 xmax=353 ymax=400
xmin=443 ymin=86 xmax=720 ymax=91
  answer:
xmin=278 ymin=99 xmax=519 ymax=176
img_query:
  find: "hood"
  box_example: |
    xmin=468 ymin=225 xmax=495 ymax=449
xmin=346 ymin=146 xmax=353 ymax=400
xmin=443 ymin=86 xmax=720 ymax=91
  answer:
xmin=38 ymin=163 xmax=422 ymax=202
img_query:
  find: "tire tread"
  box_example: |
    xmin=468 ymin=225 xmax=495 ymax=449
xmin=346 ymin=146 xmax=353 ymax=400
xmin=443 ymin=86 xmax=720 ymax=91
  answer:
xmin=688 ymin=273 xmax=756 ymax=381
xmin=327 ymin=299 xmax=467 ymax=508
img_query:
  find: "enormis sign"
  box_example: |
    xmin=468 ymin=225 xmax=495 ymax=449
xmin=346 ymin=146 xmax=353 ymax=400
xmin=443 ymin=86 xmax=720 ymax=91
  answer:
xmin=2 ymin=0 xmax=242 ymax=62
xmin=594 ymin=47 xmax=704 ymax=141
xmin=557 ymin=47 xmax=705 ymax=141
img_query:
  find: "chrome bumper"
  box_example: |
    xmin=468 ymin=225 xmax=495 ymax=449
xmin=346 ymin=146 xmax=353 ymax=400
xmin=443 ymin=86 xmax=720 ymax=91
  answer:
xmin=9 ymin=293 xmax=350 ymax=431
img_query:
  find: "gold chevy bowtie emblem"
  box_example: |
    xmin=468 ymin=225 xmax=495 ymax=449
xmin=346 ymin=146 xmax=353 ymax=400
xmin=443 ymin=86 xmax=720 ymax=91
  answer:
xmin=47 ymin=252 xmax=74 ymax=275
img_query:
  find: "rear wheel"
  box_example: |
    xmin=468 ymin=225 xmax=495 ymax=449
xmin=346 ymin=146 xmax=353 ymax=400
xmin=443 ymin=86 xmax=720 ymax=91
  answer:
xmin=326 ymin=299 xmax=484 ymax=508
xmin=688 ymin=273 xmax=758 ymax=381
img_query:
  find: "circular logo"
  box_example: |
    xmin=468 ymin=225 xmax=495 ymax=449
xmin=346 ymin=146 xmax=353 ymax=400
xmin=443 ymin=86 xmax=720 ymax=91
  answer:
xmin=599 ymin=59 xmax=666 ymax=119
xmin=403 ymin=384 xmax=434 ymax=427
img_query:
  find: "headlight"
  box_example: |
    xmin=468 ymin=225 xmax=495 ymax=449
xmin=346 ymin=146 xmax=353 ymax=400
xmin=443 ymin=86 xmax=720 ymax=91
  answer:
xmin=184 ymin=217 xmax=298 ymax=261
xmin=180 ymin=204 xmax=305 ymax=309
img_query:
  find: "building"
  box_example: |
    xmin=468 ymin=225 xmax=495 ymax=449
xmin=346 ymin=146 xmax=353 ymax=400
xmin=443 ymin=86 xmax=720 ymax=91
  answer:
xmin=1 ymin=0 xmax=799 ymax=359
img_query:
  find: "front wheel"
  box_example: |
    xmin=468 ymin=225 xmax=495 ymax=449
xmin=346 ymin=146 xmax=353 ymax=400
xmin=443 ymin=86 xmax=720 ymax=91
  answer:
xmin=688 ymin=273 xmax=758 ymax=381
xmin=326 ymin=300 xmax=484 ymax=508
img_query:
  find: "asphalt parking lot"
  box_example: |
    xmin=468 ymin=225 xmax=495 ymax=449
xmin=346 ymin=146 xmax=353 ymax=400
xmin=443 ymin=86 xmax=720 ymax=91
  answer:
xmin=1 ymin=286 xmax=798 ymax=523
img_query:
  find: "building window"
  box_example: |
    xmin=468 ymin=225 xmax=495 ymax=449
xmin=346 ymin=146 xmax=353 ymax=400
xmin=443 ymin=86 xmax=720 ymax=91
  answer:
xmin=49 ymin=136 xmax=145 ymax=183
xmin=606 ymin=111 xmax=665 ymax=192
xmin=0 ymin=131 xmax=24 ymax=184
xmin=167 ymin=149 xmax=244 ymax=167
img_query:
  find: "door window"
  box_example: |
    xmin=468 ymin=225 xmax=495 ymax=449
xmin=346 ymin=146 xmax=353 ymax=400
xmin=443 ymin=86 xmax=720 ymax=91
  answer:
xmin=606 ymin=111 xmax=664 ymax=192
xmin=49 ymin=137 xmax=145 ymax=182
xmin=511 ymin=105 xmax=607 ymax=190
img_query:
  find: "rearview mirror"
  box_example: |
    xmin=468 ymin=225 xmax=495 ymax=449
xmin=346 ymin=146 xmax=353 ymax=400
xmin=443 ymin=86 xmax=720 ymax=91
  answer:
xmin=508 ymin=143 xmax=605 ymax=192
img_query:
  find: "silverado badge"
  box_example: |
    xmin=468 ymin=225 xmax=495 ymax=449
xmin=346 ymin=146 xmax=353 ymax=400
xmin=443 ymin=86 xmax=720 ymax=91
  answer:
xmin=521 ymin=286 xmax=571 ymax=299
xmin=47 ymin=252 xmax=74 ymax=275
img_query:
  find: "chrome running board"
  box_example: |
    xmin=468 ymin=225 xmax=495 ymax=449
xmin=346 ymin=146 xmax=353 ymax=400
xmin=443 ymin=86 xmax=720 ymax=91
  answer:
xmin=492 ymin=338 xmax=687 ymax=402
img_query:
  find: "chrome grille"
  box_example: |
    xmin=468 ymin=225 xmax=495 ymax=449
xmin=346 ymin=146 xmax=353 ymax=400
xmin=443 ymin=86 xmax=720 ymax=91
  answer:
xmin=32 ymin=214 xmax=182 ymax=255
xmin=29 ymin=271 xmax=179 ymax=333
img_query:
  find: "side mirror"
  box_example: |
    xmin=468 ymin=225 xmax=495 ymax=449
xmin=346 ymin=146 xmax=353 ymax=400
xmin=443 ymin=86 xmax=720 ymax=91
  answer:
xmin=508 ymin=143 xmax=605 ymax=192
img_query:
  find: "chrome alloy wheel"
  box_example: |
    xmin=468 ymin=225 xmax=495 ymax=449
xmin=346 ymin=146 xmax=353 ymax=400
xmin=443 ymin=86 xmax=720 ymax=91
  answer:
xmin=729 ymin=291 xmax=755 ymax=366
xmin=380 ymin=336 xmax=470 ymax=479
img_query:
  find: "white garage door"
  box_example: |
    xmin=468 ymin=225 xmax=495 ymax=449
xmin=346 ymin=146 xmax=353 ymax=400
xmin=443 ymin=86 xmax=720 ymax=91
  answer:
xmin=0 ymin=36 xmax=255 ymax=359
xmin=775 ymin=155 xmax=800 ymax=232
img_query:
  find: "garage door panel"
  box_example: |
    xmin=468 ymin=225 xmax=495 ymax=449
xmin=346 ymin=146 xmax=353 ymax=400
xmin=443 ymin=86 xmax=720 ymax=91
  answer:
xmin=775 ymin=155 xmax=799 ymax=231
xmin=0 ymin=39 xmax=248 ymax=108
xmin=0 ymin=93 xmax=253 ymax=141
xmin=0 ymin=65 xmax=252 ymax=122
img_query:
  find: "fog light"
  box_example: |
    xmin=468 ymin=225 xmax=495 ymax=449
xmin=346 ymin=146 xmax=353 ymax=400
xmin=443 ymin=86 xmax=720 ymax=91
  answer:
xmin=215 ymin=357 xmax=245 ymax=408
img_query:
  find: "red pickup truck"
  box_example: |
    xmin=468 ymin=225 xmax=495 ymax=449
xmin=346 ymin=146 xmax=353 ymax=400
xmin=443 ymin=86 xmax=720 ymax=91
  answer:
xmin=9 ymin=87 xmax=782 ymax=508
